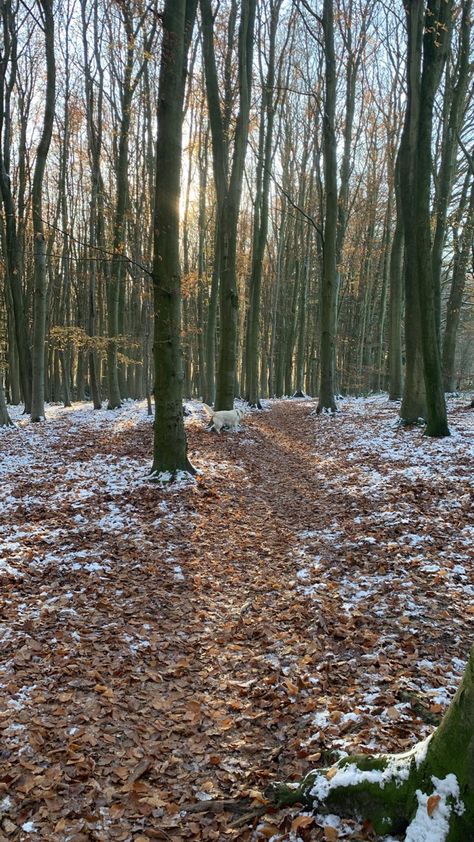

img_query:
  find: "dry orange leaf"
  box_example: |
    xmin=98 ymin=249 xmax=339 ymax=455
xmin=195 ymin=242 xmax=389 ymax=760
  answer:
xmin=323 ymin=826 xmax=339 ymax=841
xmin=257 ymin=825 xmax=279 ymax=839
xmin=291 ymin=814 xmax=315 ymax=831
xmin=326 ymin=766 xmax=339 ymax=780
xmin=427 ymin=794 xmax=441 ymax=816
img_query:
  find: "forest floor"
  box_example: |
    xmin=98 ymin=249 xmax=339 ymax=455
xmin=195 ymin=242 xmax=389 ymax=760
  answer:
xmin=0 ymin=395 xmax=473 ymax=842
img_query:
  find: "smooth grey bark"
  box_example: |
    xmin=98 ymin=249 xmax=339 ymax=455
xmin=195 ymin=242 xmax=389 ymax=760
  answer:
xmin=30 ymin=0 xmax=56 ymax=422
xmin=151 ymin=0 xmax=197 ymax=476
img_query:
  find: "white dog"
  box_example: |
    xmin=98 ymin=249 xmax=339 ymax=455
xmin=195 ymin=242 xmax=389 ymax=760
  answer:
xmin=202 ymin=403 xmax=245 ymax=433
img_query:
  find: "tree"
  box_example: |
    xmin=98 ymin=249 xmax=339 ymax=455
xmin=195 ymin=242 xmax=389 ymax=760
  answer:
xmin=432 ymin=0 xmax=472 ymax=334
xmin=399 ymin=0 xmax=452 ymax=437
xmin=0 ymin=0 xmax=33 ymax=412
xmin=30 ymin=0 xmax=56 ymax=422
xmin=245 ymin=0 xmax=283 ymax=408
xmin=270 ymin=642 xmax=474 ymax=840
xmin=200 ymin=0 xmax=257 ymax=410
xmin=442 ymin=171 xmax=474 ymax=391
xmin=317 ymin=0 xmax=338 ymax=413
xmin=151 ymin=0 xmax=197 ymax=477
xmin=105 ymin=0 xmax=158 ymax=409
xmin=80 ymin=0 xmax=104 ymax=410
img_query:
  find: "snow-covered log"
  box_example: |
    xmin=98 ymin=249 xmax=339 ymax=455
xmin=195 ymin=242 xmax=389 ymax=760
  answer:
xmin=270 ymin=645 xmax=474 ymax=840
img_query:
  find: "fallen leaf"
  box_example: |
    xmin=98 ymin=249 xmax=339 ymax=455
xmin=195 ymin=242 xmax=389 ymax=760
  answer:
xmin=427 ymin=794 xmax=441 ymax=816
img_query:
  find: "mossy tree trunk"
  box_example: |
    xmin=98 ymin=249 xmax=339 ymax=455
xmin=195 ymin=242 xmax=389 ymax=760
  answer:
xmin=270 ymin=644 xmax=474 ymax=840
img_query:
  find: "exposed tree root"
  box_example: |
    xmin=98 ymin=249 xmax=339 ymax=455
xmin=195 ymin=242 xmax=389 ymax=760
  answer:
xmin=268 ymin=645 xmax=474 ymax=840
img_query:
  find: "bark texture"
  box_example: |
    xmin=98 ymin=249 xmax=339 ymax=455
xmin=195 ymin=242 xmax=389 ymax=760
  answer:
xmin=317 ymin=0 xmax=338 ymax=413
xmin=30 ymin=0 xmax=56 ymax=422
xmin=151 ymin=0 xmax=197 ymax=477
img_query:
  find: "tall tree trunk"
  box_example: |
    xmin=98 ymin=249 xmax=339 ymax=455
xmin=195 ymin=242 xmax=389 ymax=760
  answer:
xmin=151 ymin=0 xmax=197 ymax=477
xmin=318 ymin=0 xmax=338 ymax=413
xmin=415 ymin=0 xmax=452 ymax=436
xmin=399 ymin=0 xmax=428 ymax=427
xmin=0 ymin=1 xmax=32 ymax=411
xmin=30 ymin=0 xmax=56 ymax=422
xmin=246 ymin=0 xmax=281 ymax=408
xmin=388 ymin=153 xmax=404 ymax=400
xmin=196 ymin=118 xmax=208 ymax=399
xmin=200 ymin=0 xmax=257 ymax=411
xmin=106 ymin=7 xmax=134 ymax=409
xmin=442 ymin=177 xmax=474 ymax=391
xmin=431 ymin=0 xmax=472 ymax=333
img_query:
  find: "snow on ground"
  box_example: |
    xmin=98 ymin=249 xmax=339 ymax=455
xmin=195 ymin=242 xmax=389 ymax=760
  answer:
xmin=289 ymin=394 xmax=473 ymax=768
xmin=0 ymin=394 xmax=473 ymax=840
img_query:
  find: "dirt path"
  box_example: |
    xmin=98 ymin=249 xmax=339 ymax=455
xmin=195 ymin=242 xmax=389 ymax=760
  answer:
xmin=1 ymin=397 xmax=473 ymax=840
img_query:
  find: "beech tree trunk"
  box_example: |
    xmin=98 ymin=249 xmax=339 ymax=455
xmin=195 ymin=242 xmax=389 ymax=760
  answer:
xmin=317 ymin=0 xmax=338 ymax=413
xmin=415 ymin=0 xmax=452 ymax=436
xmin=442 ymin=178 xmax=474 ymax=391
xmin=81 ymin=0 xmax=103 ymax=410
xmin=200 ymin=0 xmax=256 ymax=411
xmin=388 ymin=153 xmax=404 ymax=401
xmin=30 ymin=0 xmax=56 ymax=422
xmin=0 ymin=379 xmax=13 ymax=426
xmin=431 ymin=0 xmax=472 ymax=333
xmin=270 ymin=644 xmax=474 ymax=840
xmin=0 ymin=1 xmax=33 ymax=412
xmin=151 ymin=0 xmax=197 ymax=477
xmin=245 ymin=0 xmax=281 ymax=408
xmin=399 ymin=0 xmax=451 ymax=436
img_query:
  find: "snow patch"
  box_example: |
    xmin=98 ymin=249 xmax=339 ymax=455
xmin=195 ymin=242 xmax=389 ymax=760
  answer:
xmin=404 ymin=774 xmax=464 ymax=842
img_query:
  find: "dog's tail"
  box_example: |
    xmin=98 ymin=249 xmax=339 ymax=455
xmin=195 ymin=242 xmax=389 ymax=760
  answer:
xmin=202 ymin=403 xmax=214 ymax=418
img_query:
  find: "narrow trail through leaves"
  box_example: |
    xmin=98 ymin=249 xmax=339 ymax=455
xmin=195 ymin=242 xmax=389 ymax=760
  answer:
xmin=1 ymin=397 xmax=473 ymax=840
